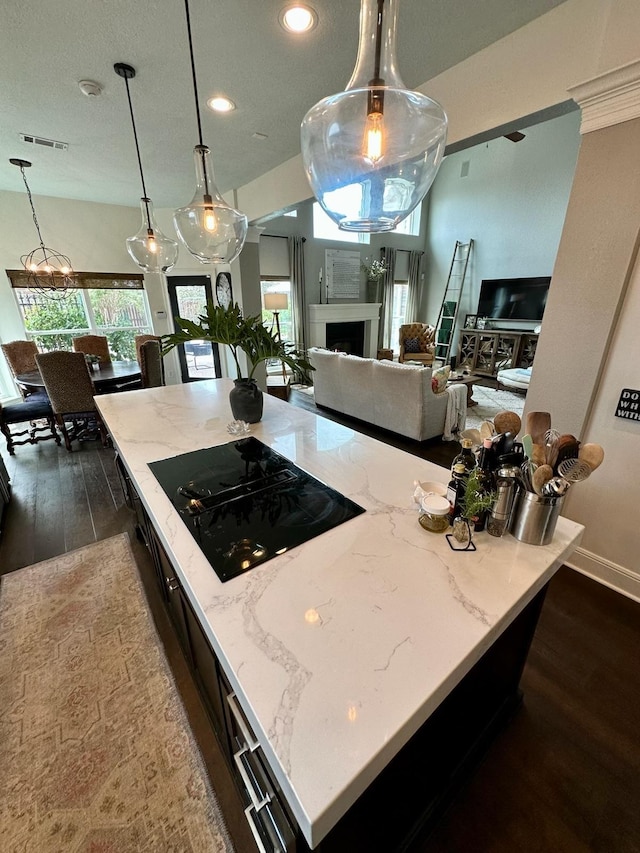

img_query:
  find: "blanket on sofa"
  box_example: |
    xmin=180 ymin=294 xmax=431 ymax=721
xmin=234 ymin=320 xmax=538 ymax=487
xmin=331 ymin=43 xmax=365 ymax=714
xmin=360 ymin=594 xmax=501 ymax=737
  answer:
xmin=443 ymin=383 xmax=467 ymax=441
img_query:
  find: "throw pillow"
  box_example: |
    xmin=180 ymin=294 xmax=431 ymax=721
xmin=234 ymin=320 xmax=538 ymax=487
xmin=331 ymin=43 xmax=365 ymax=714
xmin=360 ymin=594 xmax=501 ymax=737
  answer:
xmin=404 ymin=337 xmax=421 ymax=353
xmin=431 ymin=365 xmax=451 ymax=393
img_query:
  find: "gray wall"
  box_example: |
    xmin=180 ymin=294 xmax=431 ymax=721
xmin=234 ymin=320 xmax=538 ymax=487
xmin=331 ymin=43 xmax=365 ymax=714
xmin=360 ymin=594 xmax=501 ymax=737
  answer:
xmin=421 ymin=110 xmax=581 ymax=348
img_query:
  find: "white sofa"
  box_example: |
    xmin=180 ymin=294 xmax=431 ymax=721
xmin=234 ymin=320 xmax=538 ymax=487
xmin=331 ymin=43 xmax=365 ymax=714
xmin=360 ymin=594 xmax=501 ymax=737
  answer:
xmin=308 ymin=348 xmax=451 ymax=441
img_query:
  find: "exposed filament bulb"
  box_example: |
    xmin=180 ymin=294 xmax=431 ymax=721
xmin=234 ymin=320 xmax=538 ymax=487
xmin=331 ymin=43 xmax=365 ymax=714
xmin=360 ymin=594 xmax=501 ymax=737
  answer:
xmin=146 ymin=230 xmax=158 ymax=253
xmin=203 ymin=195 xmax=217 ymax=233
xmin=364 ymin=110 xmax=384 ymax=164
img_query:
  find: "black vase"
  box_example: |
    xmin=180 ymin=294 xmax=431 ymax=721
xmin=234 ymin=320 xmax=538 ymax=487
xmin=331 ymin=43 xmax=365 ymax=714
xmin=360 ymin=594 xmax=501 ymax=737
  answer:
xmin=229 ymin=378 xmax=263 ymax=423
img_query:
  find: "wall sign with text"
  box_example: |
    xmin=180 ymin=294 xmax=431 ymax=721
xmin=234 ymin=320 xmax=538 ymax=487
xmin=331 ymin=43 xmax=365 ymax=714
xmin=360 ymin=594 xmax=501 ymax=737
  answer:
xmin=615 ymin=388 xmax=640 ymax=421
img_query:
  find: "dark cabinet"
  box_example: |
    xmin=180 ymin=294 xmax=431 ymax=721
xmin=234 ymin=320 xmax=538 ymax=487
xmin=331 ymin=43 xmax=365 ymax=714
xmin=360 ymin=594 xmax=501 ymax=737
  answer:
xmin=119 ymin=469 xmax=296 ymax=852
xmin=458 ymin=330 xmax=538 ymax=377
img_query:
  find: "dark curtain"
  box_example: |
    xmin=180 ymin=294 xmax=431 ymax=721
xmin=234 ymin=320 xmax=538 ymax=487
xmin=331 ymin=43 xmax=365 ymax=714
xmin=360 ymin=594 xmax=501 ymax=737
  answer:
xmin=288 ymin=236 xmax=307 ymax=352
xmin=378 ymin=247 xmax=396 ymax=350
xmin=405 ymin=250 xmax=424 ymax=322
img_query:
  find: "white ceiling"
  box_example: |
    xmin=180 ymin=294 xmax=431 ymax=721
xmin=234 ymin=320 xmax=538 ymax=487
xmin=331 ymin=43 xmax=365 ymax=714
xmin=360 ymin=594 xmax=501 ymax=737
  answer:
xmin=1 ymin=0 xmax=568 ymax=213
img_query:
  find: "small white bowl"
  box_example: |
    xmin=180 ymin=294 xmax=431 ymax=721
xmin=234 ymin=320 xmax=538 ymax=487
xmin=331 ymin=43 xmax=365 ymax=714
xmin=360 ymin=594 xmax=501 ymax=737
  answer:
xmin=418 ymin=480 xmax=448 ymax=497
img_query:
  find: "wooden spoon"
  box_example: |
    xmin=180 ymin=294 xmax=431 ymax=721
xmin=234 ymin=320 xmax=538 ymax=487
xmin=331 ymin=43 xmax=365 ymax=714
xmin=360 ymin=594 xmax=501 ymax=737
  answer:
xmin=531 ymin=443 xmax=547 ymax=467
xmin=578 ymin=442 xmax=605 ymax=471
xmin=554 ymin=434 xmax=580 ymax=466
xmin=479 ymin=420 xmax=495 ymax=440
xmin=526 ymin=411 xmax=552 ymax=446
xmin=494 ymin=410 xmax=522 ymax=436
xmin=532 ymin=464 xmax=554 ymax=495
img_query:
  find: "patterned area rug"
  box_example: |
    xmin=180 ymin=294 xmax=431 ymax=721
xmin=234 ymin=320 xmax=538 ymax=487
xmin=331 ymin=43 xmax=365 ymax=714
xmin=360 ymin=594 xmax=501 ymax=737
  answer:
xmin=0 ymin=534 xmax=233 ymax=853
xmin=465 ymin=385 xmax=526 ymax=431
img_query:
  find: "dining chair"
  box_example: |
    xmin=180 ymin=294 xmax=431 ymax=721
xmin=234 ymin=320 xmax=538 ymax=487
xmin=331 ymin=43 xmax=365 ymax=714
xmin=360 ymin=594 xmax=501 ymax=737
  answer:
xmin=134 ymin=334 xmax=162 ymax=365
xmin=139 ymin=340 xmax=165 ymax=388
xmin=35 ymin=351 xmax=109 ymax=451
xmin=0 ymin=396 xmax=60 ymax=455
xmin=1 ymin=339 xmax=44 ymax=400
xmin=72 ymin=334 xmax=112 ymax=364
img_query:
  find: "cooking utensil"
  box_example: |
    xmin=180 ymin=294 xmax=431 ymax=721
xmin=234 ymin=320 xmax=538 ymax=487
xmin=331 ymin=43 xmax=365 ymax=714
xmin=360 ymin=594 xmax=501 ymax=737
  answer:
xmin=521 ymin=433 xmax=534 ymax=461
xmin=554 ymin=434 xmax=580 ymax=471
xmin=532 ymin=464 xmax=554 ymax=495
xmin=544 ymin=429 xmax=561 ymax=468
xmin=557 ymin=458 xmax=592 ymax=483
xmin=479 ymin=420 xmax=495 ymax=440
xmin=531 ymin=443 xmax=547 ymax=467
xmin=578 ymin=442 xmax=605 ymax=471
xmin=521 ymin=460 xmax=533 ymax=492
xmin=542 ymin=476 xmax=571 ymax=497
xmin=494 ymin=410 xmax=522 ymax=436
xmin=526 ymin=411 xmax=552 ymax=446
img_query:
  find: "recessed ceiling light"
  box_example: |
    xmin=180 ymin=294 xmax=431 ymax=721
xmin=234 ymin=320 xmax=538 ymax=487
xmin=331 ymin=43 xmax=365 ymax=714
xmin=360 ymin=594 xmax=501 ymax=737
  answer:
xmin=280 ymin=4 xmax=317 ymax=34
xmin=207 ymin=95 xmax=236 ymax=113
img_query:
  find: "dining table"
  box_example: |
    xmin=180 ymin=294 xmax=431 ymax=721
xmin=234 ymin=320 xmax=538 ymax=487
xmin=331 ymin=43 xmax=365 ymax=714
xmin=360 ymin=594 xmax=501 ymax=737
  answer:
xmin=17 ymin=360 xmax=142 ymax=395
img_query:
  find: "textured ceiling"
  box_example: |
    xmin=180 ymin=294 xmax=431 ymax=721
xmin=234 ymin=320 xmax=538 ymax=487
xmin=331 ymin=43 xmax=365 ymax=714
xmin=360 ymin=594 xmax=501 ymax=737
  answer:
xmin=0 ymin=0 xmax=568 ymax=211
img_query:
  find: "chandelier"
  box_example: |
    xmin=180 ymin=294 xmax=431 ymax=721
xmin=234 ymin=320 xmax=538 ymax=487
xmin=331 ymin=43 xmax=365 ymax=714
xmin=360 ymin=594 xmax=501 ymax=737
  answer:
xmin=300 ymin=0 xmax=448 ymax=232
xmin=115 ymin=62 xmax=179 ymax=273
xmin=10 ymin=158 xmax=76 ymax=299
xmin=173 ymin=0 xmax=248 ymax=264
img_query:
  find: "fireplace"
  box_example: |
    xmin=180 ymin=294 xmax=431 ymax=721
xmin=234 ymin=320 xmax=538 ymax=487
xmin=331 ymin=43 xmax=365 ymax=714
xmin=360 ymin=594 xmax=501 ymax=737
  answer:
xmin=326 ymin=321 xmax=365 ymax=356
xmin=308 ymin=304 xmax=381 ymax=359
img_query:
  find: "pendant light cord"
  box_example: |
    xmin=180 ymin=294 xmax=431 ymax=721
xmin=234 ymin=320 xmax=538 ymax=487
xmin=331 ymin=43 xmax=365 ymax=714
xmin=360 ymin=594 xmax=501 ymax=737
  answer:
xmin=183 ymin=0 xmax=211 ymax=197
xmin=367 ymin=0 xmax=385 ymax=114
xmin=121 ymin=75 xmax=149 ymax=203
xmin=373 ymin=0 xmax=385 ymax=85
xmin=119 ymin=72 xmax=153 ymax=231
xmin=18 ymin=165 xmax=46 ymax=251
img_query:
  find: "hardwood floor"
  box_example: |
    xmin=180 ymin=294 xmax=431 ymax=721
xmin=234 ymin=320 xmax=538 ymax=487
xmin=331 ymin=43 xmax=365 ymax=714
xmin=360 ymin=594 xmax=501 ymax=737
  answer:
xmin=1 ymin=400 xmax=639 ymax=852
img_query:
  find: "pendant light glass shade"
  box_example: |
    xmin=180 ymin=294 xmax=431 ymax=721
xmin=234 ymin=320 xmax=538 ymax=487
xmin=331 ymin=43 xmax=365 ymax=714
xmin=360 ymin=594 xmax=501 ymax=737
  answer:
xmin=300 ymin=0 xmax=447 ymax=232
xmin=115 ymin=62 xmax=179 ymax=274
xmin=126 ymin=197 xmax=179 ymax=273
xmin=173 ymin=145 xmax=248 ymax=264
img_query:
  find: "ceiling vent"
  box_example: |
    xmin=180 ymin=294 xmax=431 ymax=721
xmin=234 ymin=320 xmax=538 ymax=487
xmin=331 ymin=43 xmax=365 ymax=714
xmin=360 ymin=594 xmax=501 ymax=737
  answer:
xmin=20 ymin=134 xmax=68 ymax=151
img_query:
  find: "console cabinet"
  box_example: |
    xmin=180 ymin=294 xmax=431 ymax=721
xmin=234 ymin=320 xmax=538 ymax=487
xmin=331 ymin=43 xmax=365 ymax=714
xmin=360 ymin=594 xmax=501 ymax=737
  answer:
xmin=458 ymin=330 xmax=538 ymax=377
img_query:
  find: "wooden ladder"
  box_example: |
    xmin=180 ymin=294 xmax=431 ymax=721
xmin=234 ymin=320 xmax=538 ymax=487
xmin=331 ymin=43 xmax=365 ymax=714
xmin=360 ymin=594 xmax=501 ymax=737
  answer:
xmin=434 ymin=239 xmax=474 ymax=363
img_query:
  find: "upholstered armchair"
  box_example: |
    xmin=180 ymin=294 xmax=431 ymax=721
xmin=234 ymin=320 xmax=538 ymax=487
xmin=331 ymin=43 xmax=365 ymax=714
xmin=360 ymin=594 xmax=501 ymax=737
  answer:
xmin=398 ymin=323 xmax=436 ymax=365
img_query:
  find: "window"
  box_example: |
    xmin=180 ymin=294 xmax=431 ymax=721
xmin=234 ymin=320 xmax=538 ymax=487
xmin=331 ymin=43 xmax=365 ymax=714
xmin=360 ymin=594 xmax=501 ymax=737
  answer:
xmin=389 ymin=283 xmax=409 ymax=352
xmin=312 ymin=202 xmax=370 ymax=245
xmin=312 ymin=196 xmax=421 ymax=241
xmin=393 ymin=204 xmax=422 ymax=237
xmin=14 ymin=288 xmax=152 ymax=360
xmin=261 ymin=280 xmax=293 ymax=339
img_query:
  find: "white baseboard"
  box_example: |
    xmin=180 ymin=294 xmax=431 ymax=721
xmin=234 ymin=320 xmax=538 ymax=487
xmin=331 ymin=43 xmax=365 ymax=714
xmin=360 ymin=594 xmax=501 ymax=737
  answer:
xmin=565 ymin=547 xmax=640 ymax=603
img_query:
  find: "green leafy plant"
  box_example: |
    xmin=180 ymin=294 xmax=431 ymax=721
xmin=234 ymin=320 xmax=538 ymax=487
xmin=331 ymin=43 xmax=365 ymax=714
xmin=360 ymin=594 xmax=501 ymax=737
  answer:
xmin=161 ymin=301 xmax=314 ymax=381
xmin=461 ymin=469 xmax=496 ymax=521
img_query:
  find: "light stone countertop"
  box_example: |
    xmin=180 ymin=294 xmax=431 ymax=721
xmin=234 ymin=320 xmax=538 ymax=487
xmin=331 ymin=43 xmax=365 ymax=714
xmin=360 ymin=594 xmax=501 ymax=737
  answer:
xmin=97 ymin=380 xmax=584 ymax=848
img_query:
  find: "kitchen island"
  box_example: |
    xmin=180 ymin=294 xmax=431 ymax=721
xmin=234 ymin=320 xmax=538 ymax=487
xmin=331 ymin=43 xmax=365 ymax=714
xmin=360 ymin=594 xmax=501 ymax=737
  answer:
xmin=97 ymin=380 xmax=583 ymax=851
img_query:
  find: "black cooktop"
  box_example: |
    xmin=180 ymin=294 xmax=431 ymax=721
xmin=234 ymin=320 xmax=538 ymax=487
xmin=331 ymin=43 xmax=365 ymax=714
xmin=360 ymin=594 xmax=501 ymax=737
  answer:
xmin=149 ymin=437 xmax=365 ymax=582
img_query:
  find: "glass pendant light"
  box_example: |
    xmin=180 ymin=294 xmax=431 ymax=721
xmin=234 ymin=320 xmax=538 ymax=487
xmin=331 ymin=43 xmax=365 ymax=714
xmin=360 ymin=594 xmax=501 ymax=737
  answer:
xmin=300 ymin=0 xmax=448 ymax=232
xmin=173 ymin=0 xmax=247 ymax=264
xmin=114 ymin=63 xmax=178 ymax=274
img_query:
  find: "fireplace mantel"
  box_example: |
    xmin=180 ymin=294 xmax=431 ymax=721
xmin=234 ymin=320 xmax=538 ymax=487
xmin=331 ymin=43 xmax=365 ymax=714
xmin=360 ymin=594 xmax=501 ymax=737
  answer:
xmin=308 ymin=303 xmax=381 ymax=358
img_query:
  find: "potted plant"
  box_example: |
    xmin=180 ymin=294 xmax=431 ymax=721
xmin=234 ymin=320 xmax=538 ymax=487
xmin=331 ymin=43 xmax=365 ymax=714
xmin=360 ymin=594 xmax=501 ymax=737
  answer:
xmin=450 ymin=469 xmax=496 ymax=548
xmin=161 ymin=302 xmax=314 ymax=423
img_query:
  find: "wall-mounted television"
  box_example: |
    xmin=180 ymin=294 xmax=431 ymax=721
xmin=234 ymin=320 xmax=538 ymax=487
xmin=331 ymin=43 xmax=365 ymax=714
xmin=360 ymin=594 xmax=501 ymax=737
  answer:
xmin=476 ymin=276 xmax=550 ymax=323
